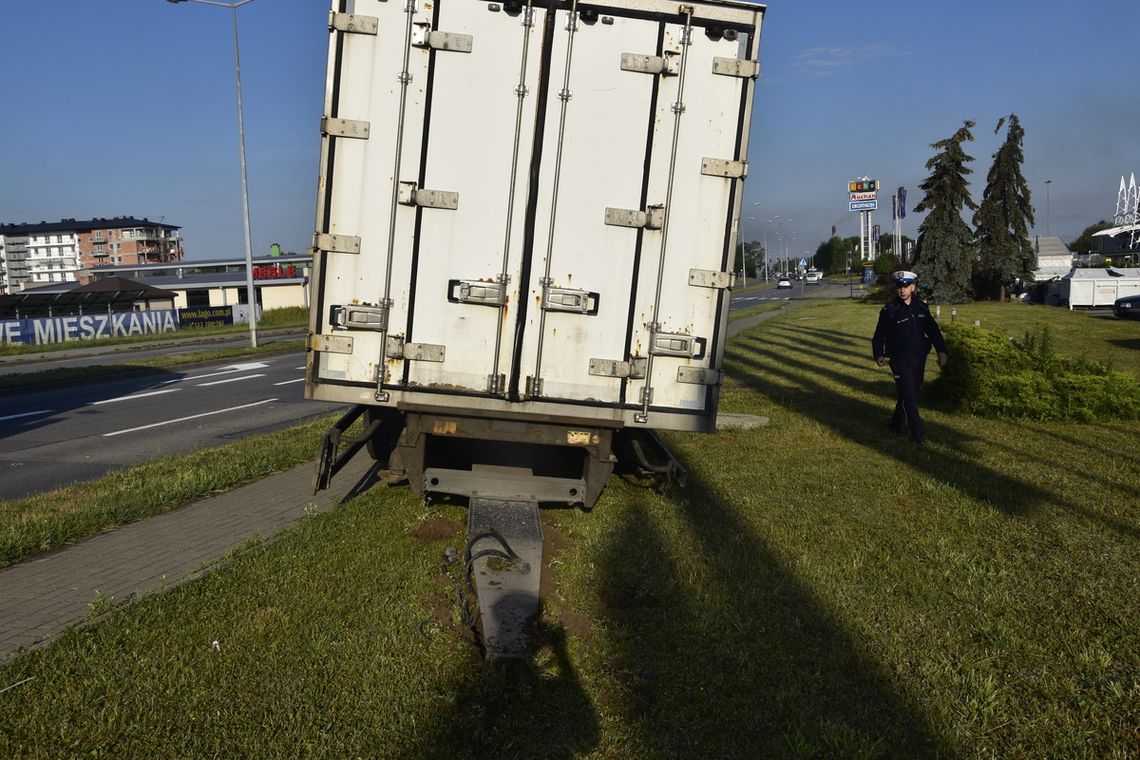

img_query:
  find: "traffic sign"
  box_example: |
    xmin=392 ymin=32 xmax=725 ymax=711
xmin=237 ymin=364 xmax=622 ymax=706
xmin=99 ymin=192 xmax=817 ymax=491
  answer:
xmin=850 ymin=200 xmax=878 ymax=212
xmin=798 ymin=257 xmax=808 ymax=269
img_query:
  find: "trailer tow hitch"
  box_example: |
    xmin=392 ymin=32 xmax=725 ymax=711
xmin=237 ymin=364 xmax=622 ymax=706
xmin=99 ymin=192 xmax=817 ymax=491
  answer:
xmin=460 ymin=498 xmax=543 ymax=659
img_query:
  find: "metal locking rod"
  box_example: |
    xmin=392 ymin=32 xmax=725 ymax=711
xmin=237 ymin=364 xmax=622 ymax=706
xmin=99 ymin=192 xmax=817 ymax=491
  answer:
xmin=637 ymin=7 xmax=694 ymax=424
xmin=529 ymin=0 xmax=581 ymax=397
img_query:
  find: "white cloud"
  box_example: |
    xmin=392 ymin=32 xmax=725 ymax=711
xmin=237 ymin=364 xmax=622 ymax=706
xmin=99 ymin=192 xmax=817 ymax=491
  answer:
xmin=794 ymin=44 xmax=900 ymax=75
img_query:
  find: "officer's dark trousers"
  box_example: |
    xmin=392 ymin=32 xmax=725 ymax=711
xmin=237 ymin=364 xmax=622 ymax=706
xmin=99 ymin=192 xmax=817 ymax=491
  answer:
xmin=889 ymin=354 xmax=927 ymax=442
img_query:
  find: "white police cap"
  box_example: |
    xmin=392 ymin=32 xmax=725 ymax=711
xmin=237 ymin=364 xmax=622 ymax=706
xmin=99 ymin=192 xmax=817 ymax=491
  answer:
xmin=892 ymin=270 xmax=918 ymax=285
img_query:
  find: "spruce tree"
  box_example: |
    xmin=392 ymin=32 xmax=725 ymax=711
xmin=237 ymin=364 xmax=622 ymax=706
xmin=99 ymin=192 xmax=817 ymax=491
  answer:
xmin=913 ymin=120 xmax=978 ymax=302
xmin=973 ymin=114 xmax=1036 ymax=300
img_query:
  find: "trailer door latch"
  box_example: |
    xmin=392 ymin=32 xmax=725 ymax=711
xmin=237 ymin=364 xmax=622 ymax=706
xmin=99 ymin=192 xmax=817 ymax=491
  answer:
xmin=330 ymin=304 xmax=388 ymax=331
xmin=448 ymin=279 xmax=506 ymax=306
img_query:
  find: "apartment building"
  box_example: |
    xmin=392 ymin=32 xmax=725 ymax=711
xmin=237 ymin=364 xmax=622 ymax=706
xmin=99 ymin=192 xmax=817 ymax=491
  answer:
xmin=0 ymin=217 xmax=183 ymax=292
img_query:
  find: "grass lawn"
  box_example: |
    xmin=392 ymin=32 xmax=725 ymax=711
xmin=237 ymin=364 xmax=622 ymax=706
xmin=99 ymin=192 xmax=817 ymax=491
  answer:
xmin=1 ymin=300 xmax=1137 ymax=757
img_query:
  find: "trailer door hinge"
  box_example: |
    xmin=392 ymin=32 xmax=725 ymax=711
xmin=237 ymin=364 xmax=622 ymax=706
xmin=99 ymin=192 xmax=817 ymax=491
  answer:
xmin=525 ymin=376 xmax=543 ymax=398
xmin=588 ymin=357 xmax=647 ymax=379
xmin=700 ymin=158 xmax=748 ymax=179
xmin=542 ymin=287 xmax=598 ymax=315
xmin=448 ymin=279 xmax=506 ymax=306
xmin=321 ymin=117 xmax=370 ymax=139
xmin=650 ymin=332 xmax=706 ymax=359
xmin=711 ymin=56 xmax=760 ymax=79
xmin=385 ymin=336 xmax=445 ymax=362
xmin=309 ymin=333 xmax=354 ymax=354
xmin=411 ymin=23 xmax=473 ymax=53
xmin=677 ymin=366 xmax=721 ymax=385
xmin=620 ymin=52 xmax=679 ymax=76
xmin=313 ymin=232 xmax=362 ymax=255
xmin=330 ymin=304 xmax=388 ymax=332
xmin=398 ymin=181 xmax=459 ymax=209
xmin=688 ymin=268 xmax=734 ymax=289
xmin=604 ymin=205 xmax=664 ymax=230
xmin=329 ymin=12 xmax=379 ymax=35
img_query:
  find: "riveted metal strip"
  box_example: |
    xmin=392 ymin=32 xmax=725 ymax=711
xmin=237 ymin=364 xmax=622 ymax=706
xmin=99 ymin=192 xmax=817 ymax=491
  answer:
xmin=700 ymin=157 xmax=748 ymax=179
xmin=313 ymin=232 xmax=361 ymax=254
xmin=688 ymin=268 xmax=734 ymax=289
xmin=329 ymin=12 xmax=379 ymax=35
xmin=309 ymin=333 xmax=354 ymax=354
xmin=711 ymin=57 xmax=759 ymax=79
xmin=321 ymin=117 xmax=370 ymax=139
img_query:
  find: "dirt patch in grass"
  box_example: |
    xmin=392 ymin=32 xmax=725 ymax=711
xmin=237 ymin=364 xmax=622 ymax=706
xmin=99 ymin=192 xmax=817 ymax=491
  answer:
xmin=409 ymin=516 xmax=463 ymax=542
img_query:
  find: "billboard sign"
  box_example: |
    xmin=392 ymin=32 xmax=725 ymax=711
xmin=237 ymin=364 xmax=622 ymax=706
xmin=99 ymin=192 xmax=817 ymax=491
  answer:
xmin=850 ymin=191 xmax=878 ymax=202
xmin=850 ymin=200 xmax=878 ymax=212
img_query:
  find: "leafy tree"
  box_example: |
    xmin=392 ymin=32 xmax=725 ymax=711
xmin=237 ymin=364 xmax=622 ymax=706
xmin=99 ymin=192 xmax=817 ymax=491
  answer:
xmin=1068 ymin=221 xmax=1113 ymax=254
xmin=814 ymin=236 xmax=862 ymax=274
xmin=972 ymin=115 xmax=1036 ymax=300
xmin=734 ymin=240 xmax=765 ymax=278
xmin=913 ymin=120 xmax=978 ymax=302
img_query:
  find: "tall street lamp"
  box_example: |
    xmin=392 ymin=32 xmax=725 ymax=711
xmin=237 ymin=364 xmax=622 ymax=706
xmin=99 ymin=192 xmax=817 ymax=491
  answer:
xmin=1044 ymin=179 xmax=1053 ymax=238
xmin=167 ymin=0 xmax=259 ymax=348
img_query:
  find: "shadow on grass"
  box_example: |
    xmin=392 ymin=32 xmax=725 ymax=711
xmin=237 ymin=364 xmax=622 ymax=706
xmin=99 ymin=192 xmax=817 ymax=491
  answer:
xmin=728 ymin=325 xmax=1140 ymax=539
xmin=410 ymin=621 xmax=600 ymax=759
xmin=587 ymin=479 xmax=944 ymax=756
xmin=1108 ymin=337 xmax=1140 ymax=352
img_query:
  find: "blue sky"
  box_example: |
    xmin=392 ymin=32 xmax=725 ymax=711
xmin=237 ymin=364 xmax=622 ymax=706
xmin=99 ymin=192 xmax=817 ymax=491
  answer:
xmin=2 ymin=0 xmax=1138 ymax=261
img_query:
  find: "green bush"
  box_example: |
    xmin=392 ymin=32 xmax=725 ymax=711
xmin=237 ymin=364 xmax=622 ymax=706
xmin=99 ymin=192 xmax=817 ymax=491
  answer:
xmin=932 ymin=323 xmax=1140 ymax=421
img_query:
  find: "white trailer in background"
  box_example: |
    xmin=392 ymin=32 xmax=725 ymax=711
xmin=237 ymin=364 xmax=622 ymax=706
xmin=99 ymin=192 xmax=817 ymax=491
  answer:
xmin=1061 ymin=268 xmax=1140 ymax=308
xmin=306 ymin=0 xmax=765 ymax=657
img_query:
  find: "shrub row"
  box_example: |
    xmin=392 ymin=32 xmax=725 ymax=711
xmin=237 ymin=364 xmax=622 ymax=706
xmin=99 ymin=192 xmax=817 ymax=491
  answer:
xmin=931 ymin=323 xmax=1140 ymax=422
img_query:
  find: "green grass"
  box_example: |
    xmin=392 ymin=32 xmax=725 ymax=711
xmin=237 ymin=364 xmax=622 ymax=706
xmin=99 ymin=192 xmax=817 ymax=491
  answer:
xmin=728 ymin=301 xmax=785 ymax=322
xmin=1 ymin=300 xmax=1137 ymax=757
xmin=0 ymin=413 xmax=337 ymax=567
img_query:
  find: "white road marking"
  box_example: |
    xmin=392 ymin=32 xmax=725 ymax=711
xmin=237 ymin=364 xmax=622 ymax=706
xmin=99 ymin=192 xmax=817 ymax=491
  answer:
xmin=91 ymin=389 xmax=180 ymax=406
xmin=273 ymin=378 xmax=306 ymax=386
xmin=294 ymin=366 xmax=306 ymax=370
xmin=159 ymin=361 xmax=271 ymax=385
xmin=102 ymin=398 xmax=278 ymax=437
xmin=197 ymin=373 xmax=266 ymax=387
xmin=0 ymin=409 xmax=55 ymax=422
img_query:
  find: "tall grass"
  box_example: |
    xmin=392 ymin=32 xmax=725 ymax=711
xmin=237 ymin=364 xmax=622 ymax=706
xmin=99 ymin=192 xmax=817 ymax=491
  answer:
xmin=1 ymin=301 xmax=1136 ymax=757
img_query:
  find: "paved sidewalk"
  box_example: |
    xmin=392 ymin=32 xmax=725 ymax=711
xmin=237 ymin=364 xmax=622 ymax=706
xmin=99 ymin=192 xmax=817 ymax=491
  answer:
xmin=0 ymin=454 xmax=377 ymax=664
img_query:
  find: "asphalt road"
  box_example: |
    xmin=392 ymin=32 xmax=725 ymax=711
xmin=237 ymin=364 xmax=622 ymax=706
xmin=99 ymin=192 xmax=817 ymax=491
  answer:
xmin=730 ymin=277 xmax=852 ymax=309
xmin=0 ymin=354 xmax=343 ymax=500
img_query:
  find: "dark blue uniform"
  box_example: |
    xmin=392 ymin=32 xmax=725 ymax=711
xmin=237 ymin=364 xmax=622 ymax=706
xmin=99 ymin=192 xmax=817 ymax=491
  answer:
xmin=871 ymin=297 xmax=947 ymax=444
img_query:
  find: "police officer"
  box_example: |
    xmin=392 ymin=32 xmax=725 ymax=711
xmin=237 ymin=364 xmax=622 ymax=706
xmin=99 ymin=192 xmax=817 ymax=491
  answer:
xmin=871 ymin=270 xmax=948 ymax=445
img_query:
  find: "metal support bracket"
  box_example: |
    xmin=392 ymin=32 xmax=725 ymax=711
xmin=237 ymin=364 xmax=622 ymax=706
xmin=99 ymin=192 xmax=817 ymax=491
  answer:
xmin=385 ymin=336 xmax=445 ymax=362
xmin=604 ymin=205 xmax=665 ymax=230
xmin=620 ymin=52 xmax=679 ymax=76
xmin=321 ymin=117 xmax=371 ymax=139
xmin=688 ymin=268 xmax=734 ymax=289
xmin=329 ymin=12 xmax=379 ymax=34
xmin=701 ymin=157 xmax=748 ymax=179
xmin=589 ymin=357 xmax=647 ymax=379
xmin=313 ymin=232 xmax=362 ymax=255
xmin=309 ymin=333 xmax=354 ymax=355
xmin=711 ymin=56 xmax=759 ymax=79
xmin=397 ymin=181 xmax=459 ymax=209
xmin=411 ymin=23 xmax=473 ymax=52
xmin=677 ymin=366 xmax=721 ymax=385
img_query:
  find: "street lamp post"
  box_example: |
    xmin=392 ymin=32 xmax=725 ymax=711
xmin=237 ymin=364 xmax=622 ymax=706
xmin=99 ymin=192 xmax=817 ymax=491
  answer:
xmin=167 ymin=0 xmax=259 ymax=348
xmin=1044 ymin=179 xmax=1052 ymax=238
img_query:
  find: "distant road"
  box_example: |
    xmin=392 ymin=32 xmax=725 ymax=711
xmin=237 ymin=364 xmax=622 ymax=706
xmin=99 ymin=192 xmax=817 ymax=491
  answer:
xmin=730 ymin=278 xmax=851 ymax=310
xmin=0 ymin=351 xmax=340 ymax=500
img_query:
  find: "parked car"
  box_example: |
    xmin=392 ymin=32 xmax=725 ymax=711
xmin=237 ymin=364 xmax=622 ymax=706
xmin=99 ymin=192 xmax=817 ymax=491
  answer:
xmin=776 ymin=278 xmax=792 ymax=289
xmin=1113 ymin=294 xmax=1140 ymax=320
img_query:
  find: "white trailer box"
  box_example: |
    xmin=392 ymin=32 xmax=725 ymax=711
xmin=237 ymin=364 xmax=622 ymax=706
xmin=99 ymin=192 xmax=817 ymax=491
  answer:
xmin=306 ymin=0 xmax=764 ymax=433
xmin=1061 ymin=268 xmax=1140 ymax=308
